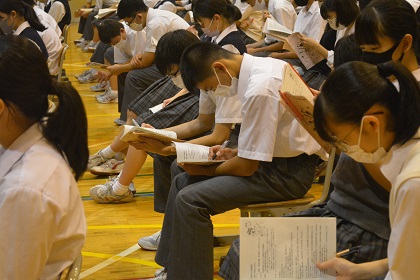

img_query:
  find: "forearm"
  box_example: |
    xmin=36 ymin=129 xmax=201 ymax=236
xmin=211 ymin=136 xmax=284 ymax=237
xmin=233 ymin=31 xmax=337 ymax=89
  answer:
xmin=188 ymin=123 xmax=232 ymax=146
xmin=257 ymin=41 xmax=284 ymax=52
xmin=214 ymin=156 xmax=259 ymax=176
xmin=354 ymin=259 xmax=388 ymax=279
xmin=167 ymin=117 xmax=213 ymax=140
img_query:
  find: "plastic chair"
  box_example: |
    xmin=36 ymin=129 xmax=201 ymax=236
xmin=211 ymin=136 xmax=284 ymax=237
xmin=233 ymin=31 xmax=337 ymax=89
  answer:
xmin=60 ymin=24 xmax=70 ymax=45
xmin=57 ymin=43 xmax=69 ymax=82
xmin=59 ymin=253 xmax=82 ymax=280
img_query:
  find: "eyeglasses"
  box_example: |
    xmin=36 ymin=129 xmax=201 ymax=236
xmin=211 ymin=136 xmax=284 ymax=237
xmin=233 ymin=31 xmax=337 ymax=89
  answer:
xmin=329 ymin=112 xmax=384 ymax=152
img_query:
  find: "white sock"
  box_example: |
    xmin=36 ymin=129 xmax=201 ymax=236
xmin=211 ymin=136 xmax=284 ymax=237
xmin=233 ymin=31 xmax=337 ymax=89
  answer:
xmin=101 ymin=146 xmax=116 ymax=159
xmin=112 ymin=180 xmax=129 ymax=195
xmin=110 ymin=89 xmax=118 ymax=95
xmin=113 ymin=152 xmax=126 ymax=161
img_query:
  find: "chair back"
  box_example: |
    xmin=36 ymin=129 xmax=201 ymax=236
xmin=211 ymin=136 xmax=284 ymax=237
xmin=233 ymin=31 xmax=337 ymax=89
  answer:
xmin=57 ymin=43 xmax=69 ymax=82
xmin=59 ymin=253 xmax=82 ymax=280
xmin=62 ymin=24 xmax=70 ymax=45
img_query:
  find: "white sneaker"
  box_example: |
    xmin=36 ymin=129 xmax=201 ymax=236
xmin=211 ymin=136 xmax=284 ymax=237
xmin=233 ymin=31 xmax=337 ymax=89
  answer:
xmin=75 ymin=68 xmax=94 ymax=79
xmin=88 ymin=150 xmax=125 ymax=170
xmin=96 ymin=88 xmax=118 ymax=103
xmin=150 ymin=268 xmax=167 ymax=280
xmin=77 ymin=69 xmax=98 ymax=83
xmin=138 ymin=230 xmax=161 ymax=251
xmin=90 ymin=177 xmax=134 ymax=203
xmin=90 ymin=81 xmax=109 ymax=92
xmin=90 ymin=158 xmax=125 ymax=176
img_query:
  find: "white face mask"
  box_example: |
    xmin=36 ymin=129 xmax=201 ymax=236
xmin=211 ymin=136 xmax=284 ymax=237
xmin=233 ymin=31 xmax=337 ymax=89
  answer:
xmin=213 ymin=67 xmax=238 ymax=97
xmin=327 ymin=17 xmax=346 ymax=31
xmin=129 ymin=15 xmax=144 ymax=31
xmin=171 ymin=75 xmax=185 ymax=89
xmin=252 ymin=0 xmax=266 ymax=11
xmin=341 ymin=116 xmax=387 ymax=164
xmin=202 ymin=17 xmax=220 ymax=37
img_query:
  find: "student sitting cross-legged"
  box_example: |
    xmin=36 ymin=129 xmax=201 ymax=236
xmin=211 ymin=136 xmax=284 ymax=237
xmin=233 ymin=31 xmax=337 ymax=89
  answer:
xmin=134 ymin=42 xmax=326 ymax=280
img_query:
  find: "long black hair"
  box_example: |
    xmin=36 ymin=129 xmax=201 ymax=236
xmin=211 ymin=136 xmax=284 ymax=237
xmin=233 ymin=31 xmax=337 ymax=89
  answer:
xmin=0 ymin=35 xmax=88 ymax=180
xmin=314 ymin=61 xmax=420 ymax=146
xmin=192 ymin=0 xmax=242 ymax=23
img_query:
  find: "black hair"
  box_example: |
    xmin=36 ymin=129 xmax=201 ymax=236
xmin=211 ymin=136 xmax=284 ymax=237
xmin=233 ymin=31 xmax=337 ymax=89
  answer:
xmin=20 ymin=0 xmax=36 ymax=7
xmin=192 ymin=0 xmax=242 ymax=24
xmin=97 ymin=19 xmax=124 ymax=44
xmin=355 ymin=0 xmax=419 ymax=57
xmin=155 ymin=29 xmax=200 ymax=75
xmin=320 ymin=0 xmax=359 ymax=27
xmin=314 ymin=61 xmax=420 ymax=147
xmin=0 ymin=0 xmax=46 ymax=32
xmin=0 ymin=35 xmax=88 ymax=180
xmin=117 ymin=0 xmax=148 ymax=20
xmin=180 ymin=41 xmax=235 ymax=93
xmin=334 ymin=34 xmax=363 ymax=67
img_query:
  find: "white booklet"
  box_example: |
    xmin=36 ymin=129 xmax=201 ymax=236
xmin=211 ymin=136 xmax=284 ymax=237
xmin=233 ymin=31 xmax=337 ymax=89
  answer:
xmin=286 ymin=32 xmax=325 ymax=70
xmin=149 ymin=103 xmax=163 ymax=114
xmin=173 ymin=142 xmax=225 ymax=165
xmin=240 ymin=217 xmax=336 ymax=280
xmin=262 ymin=18 xmax=293 ymax=42
xmin=119 ymin=125 xmax=182 ymax=144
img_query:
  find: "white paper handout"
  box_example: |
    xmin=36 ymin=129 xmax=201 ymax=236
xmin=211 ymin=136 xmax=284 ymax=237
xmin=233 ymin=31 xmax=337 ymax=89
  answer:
xmin=240 ymin=217 xmax=336 ymax=280
xmin=173 ymin=142 xmax=225 ymax=164
xmin=286 ymin=32 xmax=325 ymax=70
xmin=149 ymin=103 xmax=163 ymax=114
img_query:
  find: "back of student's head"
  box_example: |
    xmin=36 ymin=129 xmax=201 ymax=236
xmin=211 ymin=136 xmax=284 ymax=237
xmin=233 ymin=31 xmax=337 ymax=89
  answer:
xmin=117 ymin=0 xmax=148 ymax=19
xmin=320 ymin=0 xmax=359 ymax=27
xmin=314 ymin=61 xmax=420 ymax=147
xmin=334 ymin=34 xmax=362 ymax=67
xmin=0 ymin=35 xmax=88 ymax=180
xmin=155 ymin=29 xmax=200 ymax=75
xmin=192 ymin=0 xmax=242 ymax=23
xmin=180 ymin=41 xmax=235 ymax=93
xmin=355 ymin=0 xmax=419 ymax=54
xmin=98 ymin=19 xmax=124 ymax=44
xmin=20 ymin=0 xmax=36 ymax=7
xmin=0 ymin=0 xmax=46 ymax=31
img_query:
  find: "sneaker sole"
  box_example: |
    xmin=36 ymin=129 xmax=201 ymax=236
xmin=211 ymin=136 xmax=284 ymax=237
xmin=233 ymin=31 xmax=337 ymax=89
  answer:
xmin=138 ymin=241 xmax=158 ymax=251
xmin=90 ymin=87 xmax=107 ymax=92
xmin=90 ymin=168 xmax=122 ymax=176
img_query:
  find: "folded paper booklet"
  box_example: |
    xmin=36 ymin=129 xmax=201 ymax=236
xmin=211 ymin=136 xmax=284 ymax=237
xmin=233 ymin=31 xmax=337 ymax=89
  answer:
xmin=240 ymin=217 xmax=336 ymax=280
xmin=280 ymin=63 xmax=332 ymax=152
xmin=286 ymin=32 xmax=325 ymax=70
xmin=119 ymin=125 xmax=183 ymax=144
xmin=94 ymin=8 xmax=117 ymax=19
xmin=173 ymin=142 xmax=225 ymax=165
xmin=262 ymin=18 xmax=293 ymax=42
xmin=79 ymin=8 xmax=94 ymax=13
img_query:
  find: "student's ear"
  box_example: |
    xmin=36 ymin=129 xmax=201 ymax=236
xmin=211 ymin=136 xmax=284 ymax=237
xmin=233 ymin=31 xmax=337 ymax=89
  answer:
xmin=362 ymin=115 xmax=381 ymax=134
xmin=400 ymin=34 xmax=413 ymax=53
xmin=212 ymin=62 xmax=228 ymax=74
xmin=9 ymin=10 xmax=17 ymax=20
xmin=213 ymin=14 xmax=221 ymax=22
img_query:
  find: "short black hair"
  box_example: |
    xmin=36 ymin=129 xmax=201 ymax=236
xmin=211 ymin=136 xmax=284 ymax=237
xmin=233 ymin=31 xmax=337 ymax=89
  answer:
xmin=97 ymin=19 xmax=124 ymax=44
xmin=193 ymin=0 xmax=242 ymax=24
xmin=180 ymin=41 xmax=236 ymax=93
xmin=334 ymin=34 xmax=362 ymax=67
xmin=314 ymin=61 xmax=420 ymax=146
xmin=355 ymin=0 xmax=418 ymax=55
xmin=155 ymin=29 xmax=200 ymax=75
xmin=117 ymin=0 xmax=148 ymax=19
xmin=320 ymin=0 xmax=359 ymax=27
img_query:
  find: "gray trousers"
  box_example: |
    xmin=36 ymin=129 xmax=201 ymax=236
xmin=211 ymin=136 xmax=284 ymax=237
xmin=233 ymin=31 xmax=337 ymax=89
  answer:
xmin=153 ymin=155 xmax=179 ymax=213
xmin=155 ymin=153 xmax=319 ymax=280
xmin=119 ymin=65 xmax=163 ymax=121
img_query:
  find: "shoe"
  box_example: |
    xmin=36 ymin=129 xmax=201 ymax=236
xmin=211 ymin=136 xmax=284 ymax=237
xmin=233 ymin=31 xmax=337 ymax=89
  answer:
xmin=138 ymin=230 xmax=161 ymax=251
xmin=150 ymin=268 xmax=167 ymax=280
xmin=114 ymin=118 xmax=126 ymax=126
xmin=88 ymin=150 xmax=126 ymax=170
xmin=76 ymin=39 xmax=89 ymax=48
xmin=74 ymin=68 xmax=94 ymax=79
xmin=82 ymin=41 xmax=98 ymax=53
xmin=96 ymin=88 xmax=118 ymax=103
xmin=77 ymin=69 xmax=98 ymax=83
xmin=90 ymin=177 xmax=134 ymax=203
xmin=88 ymin=41 xmax=99 ymax=52
xmin=74 ymin=37 xmax=85 ymax=44
xmin=90 ymin=82 xmax=108 ymax=92
xmin=90 ymin=158 xmax=125 ymax=176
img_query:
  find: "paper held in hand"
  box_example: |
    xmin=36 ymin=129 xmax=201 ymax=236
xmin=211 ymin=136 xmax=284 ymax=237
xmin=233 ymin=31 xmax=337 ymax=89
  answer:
xmin=94 ymin=8 xmax=117 ymax=19
xmin=119 ymin=125 xmax=183 ymax=144
xmin=262 ymin=18 xmax=293 ymax=42
xmin=279 ymin=63 xmax=332 ymax=152
xmin=240 ymin=217 xmax=336 ymax=280
xmin=173 ymin=142 xmax=225 ymax=165
xmin=286 ymin=32 xmax=325 ymax=70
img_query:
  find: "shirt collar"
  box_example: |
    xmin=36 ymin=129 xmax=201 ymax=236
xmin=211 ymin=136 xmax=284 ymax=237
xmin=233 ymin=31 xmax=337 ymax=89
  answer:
xmin=14 ymin=21 xmax=31 ymax=35
xmin=380 ymin=128 xmax=420 ymax=185
xmin=213 ymin=23 xmax=238 ymax=45
xmin=0 ymin=123 xmax=44 ymax=178
xmin=237 ymin=53 xmax=253 ymax=103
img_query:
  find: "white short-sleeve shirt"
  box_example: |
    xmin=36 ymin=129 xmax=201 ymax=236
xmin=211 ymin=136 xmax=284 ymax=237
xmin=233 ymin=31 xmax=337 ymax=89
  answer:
xmin=34 ymin=5 xmax=61 ymax=37
xmin=236 ymin=54 xmax=324 ymax=161
xmin=268 ymin=0 xmax=297 ymax=31
xmin=293 ymin=1 xmax=325 ymax=42
xmin=144 ymin=8 xmax=190 ymax=53
xmin=0 ymin=124 xmax=86 ymax=279
xmin=114 ymin=23 xmax=146 ymax=64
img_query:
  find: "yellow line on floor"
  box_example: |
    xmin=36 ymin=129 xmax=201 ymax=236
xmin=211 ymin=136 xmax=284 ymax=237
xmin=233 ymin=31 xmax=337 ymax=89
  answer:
xmin=87 ymin=224 xmax=239 ymax=230
xmin=86 ymin=113 xmax=120 ymax=118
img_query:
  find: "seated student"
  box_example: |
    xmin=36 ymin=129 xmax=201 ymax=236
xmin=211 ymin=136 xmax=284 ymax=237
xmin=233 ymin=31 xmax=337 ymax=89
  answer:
xmin=112 ymin=0 xmax=189 ymax=125
xmin=247 ymin=0 xmax=323 ymax=57
xmin=244 ymin=0 xmax=296 ymax=56
xmin=93 ymin=19 xmax=146 ymax=104
xmin=89 ymin=30 xmax=202 ymax=202
xmin=44 ymin=0 xmax=71 ymax=31
xmin=22 ymin=0 xmax=63 ymax=77
xmin=0 ymin=0 xmax=48 ymax=58
xmin=314 ymin=61 xmax=420 ymax=279
xmin=0 ymin=35 xmax=88 ymax=279
xmin=218 ymin=34 xmax=391 ymax=280
xmin=234 ymin=0 xmax=264 ymax=45
xmin=140 ymin=42 xmax=325 ymax=280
